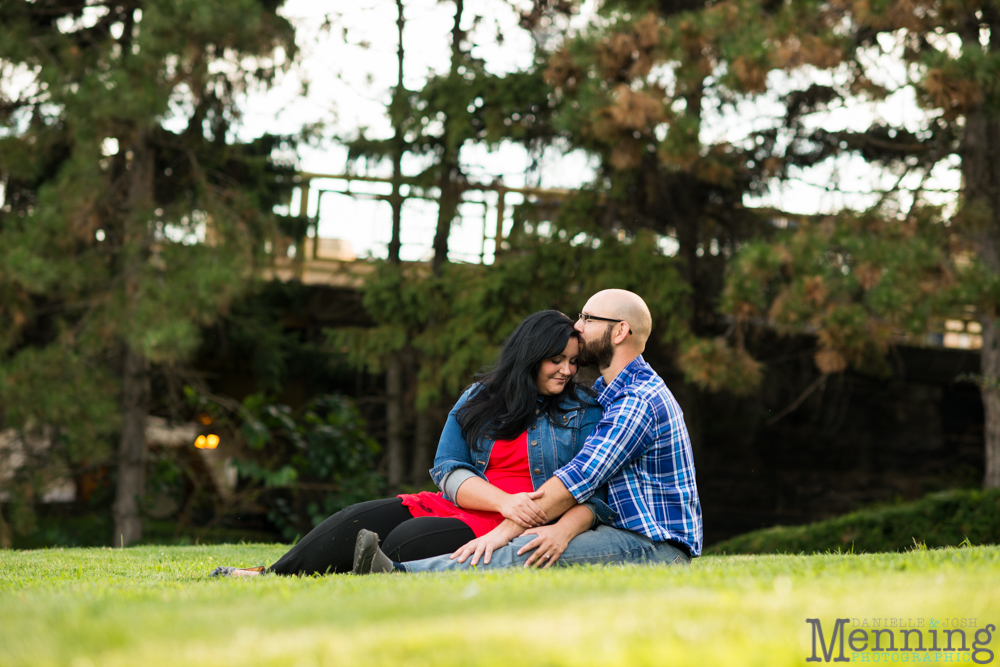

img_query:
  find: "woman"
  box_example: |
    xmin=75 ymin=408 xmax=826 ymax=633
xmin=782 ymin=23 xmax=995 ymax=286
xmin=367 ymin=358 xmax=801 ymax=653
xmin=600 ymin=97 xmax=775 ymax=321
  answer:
xmin=211 ymin=310 xmax=604 ymax=577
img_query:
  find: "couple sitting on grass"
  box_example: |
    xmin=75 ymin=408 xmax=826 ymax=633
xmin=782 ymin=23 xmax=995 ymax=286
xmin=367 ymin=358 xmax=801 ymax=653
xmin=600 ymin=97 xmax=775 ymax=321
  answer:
xmin=211 ymin=288 xmax=702 ymax=578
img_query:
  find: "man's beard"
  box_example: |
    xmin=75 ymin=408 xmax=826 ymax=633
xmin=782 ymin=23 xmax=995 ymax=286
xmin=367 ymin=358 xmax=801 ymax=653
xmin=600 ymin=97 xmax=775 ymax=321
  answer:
xmin=577 ymin=324 xmax=614 ymax=369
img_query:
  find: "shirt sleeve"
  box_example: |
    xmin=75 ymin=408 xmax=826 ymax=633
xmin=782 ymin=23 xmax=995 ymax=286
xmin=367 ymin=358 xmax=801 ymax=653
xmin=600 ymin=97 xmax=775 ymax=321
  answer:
xmin=553 ymin=392 xmax=653 ymax=503
xmin=441 ymin=468 xmax=478 ymax=506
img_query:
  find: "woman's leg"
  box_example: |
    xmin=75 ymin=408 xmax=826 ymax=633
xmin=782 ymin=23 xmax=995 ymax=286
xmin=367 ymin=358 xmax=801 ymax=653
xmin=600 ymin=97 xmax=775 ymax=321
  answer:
xmin=379 ymin=517 xmax=475 ymax=562
xmin=267 ymin=497 xmax=412 ymax=575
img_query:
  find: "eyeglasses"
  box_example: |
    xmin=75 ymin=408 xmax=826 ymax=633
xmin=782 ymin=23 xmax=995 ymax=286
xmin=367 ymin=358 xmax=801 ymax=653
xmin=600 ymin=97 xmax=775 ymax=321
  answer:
xmin=577 ymin=313 xmax=633 ymax=335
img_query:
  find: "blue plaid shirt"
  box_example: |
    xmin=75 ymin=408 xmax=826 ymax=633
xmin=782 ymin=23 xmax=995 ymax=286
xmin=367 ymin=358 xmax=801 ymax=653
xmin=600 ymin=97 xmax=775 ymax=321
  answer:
xmin=554 ymin=355 xmax=703 ymax=556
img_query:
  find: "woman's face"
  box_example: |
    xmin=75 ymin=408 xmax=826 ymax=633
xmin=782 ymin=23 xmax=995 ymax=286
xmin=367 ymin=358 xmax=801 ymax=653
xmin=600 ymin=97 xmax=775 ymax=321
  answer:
xmin=536 ymin=336 xmax=580 ymax=396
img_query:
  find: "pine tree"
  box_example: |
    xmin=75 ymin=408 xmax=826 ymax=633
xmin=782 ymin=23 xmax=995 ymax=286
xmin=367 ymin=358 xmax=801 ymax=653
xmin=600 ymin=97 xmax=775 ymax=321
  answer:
xmin=341 ymin=0 xmax=562 ymax=486
xmin=0 ymin=0 xmax=297 ymax=545
xmin=715 ymin=1 xmax=1000 ymax=488
xmin=522 ymin=0 xmax=853 ymax=384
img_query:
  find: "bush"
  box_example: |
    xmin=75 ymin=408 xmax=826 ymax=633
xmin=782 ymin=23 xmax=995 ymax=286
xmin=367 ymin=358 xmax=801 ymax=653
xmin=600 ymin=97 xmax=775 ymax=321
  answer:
xmin=231 ymin=393 xmax=387 ymax=541
xmin=707 ymin=488 xmax=1000 ymax=554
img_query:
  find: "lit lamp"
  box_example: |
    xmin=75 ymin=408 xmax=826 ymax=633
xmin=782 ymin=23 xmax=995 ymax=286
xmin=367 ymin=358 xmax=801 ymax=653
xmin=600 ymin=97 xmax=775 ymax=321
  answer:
xmin=194 ymin=434 xmax=220 ymax=449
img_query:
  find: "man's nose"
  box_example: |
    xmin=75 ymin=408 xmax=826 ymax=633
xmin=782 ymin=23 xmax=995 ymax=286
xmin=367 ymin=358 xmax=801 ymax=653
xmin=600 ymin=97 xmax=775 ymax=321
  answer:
xmin=573 ymin=320 xmax=585 ymax=333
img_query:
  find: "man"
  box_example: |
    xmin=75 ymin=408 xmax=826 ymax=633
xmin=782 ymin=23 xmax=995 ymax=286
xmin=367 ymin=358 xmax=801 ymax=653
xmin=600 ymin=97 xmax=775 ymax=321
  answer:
xmin=355 ymin=289 xmax=702 ymax=574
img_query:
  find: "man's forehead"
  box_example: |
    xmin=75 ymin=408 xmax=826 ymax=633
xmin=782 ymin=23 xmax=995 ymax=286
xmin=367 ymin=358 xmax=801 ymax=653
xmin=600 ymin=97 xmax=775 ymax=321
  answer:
xmin=584 ymin=293 xmax=613 ymax=313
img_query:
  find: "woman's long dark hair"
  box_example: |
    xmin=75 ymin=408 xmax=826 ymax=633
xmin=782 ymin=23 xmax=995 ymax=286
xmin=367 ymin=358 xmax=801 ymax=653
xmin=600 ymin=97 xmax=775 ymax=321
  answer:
xmin=457 ymin=310 xmax=588 ymax=450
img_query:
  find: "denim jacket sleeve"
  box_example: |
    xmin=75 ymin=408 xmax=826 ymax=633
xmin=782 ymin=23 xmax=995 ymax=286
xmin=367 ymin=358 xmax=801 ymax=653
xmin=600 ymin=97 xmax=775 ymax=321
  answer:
xmin=574 ymin=398 xmax=617 ymax=528
xmin=429 ymin=385 xmax=488 ymax=503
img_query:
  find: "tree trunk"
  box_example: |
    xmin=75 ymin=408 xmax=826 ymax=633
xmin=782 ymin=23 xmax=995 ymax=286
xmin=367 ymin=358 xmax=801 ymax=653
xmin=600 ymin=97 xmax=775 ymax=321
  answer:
xmin=113 ymin=130 xmax=155 ymax=545
xmin=960 ymin=17 xmax=1000 ymax=486
xmin=388 ymin=0 xmax=406 ymax=264
xmin=0 ymin=506 xmax=11 ymax=549
xmin=971 ymin=107 xmax=1000 ymax=488
xmin=113 ymin=345 xmax=149 ymax=546
xmin=665 ymin=81 xmax=705 ymax=330
xmin=431 ymin=0 xmax=466 ymax=275
xmin=385 ymin=354 xmax=405 ymax=489
xmin=981 ymin=320 xmax=1000 ymax=488
xmin=432 ymin=174 xmax=461 ymax=274
xmin=410 ymin=405 xmax=436 ymax=486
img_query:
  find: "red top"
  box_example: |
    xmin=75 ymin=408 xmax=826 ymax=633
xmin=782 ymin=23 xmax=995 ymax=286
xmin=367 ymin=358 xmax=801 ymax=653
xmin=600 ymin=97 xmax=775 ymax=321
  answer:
xmin=399 ymin=431 xmax=532 ymax=537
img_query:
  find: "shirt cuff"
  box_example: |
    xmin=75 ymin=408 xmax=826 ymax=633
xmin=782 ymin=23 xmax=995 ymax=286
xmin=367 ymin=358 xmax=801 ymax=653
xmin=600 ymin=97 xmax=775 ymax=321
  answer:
xmin=442 ymin=468 xmax=478 ymax=506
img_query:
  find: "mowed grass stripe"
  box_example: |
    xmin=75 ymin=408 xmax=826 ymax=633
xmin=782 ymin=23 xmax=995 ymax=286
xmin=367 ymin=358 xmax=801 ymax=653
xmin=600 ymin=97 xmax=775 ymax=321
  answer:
xmin=1 ymin=545 xmax=998 ymax=666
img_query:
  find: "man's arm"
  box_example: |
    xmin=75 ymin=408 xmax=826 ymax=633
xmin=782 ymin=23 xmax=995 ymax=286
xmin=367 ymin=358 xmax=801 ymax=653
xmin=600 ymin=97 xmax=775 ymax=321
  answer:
xmin=448 ymin=476 xmax=577 ymax=565
xmin=512 ymin=394 xmax=653 ymax=523
xmin=453 ymin=477 xmax=547 ymax=527
xmin=553 ymin=393 xmax=652 ymax=503
xmin=449 ymin=394 xmax=653 ymax=565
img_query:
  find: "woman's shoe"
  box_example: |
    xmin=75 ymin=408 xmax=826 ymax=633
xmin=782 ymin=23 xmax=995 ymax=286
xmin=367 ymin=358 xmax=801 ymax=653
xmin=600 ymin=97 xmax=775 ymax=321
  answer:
xmin=352 ymin=530 xmax=395 ymax=574
xmin=209 ymin=566 xmax=266 ymax=577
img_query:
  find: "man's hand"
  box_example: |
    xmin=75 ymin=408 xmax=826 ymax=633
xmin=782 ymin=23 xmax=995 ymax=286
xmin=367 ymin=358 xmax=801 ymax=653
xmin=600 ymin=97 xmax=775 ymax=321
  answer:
xmin=518 ymin=524 xmax=574 ymax=568
xmin=450 ymin=520 xmax=525 ymax=566
xmin=497 ymin=490 xmax=546 ymax=527
xmin=518 ymin=504 xmax=594 ymax=569
xmin=524 ymin=476 xmax=578 ymax=524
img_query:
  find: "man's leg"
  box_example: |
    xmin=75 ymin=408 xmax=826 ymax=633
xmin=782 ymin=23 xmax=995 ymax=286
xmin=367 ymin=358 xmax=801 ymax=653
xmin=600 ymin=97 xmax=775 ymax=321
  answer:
xmin=401 ymin=525 xmax=689 ymax=573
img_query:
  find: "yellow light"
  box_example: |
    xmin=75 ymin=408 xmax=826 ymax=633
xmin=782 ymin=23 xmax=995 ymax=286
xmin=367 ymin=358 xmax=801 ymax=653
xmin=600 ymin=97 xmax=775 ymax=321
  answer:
xmin=205 ymin=434 xmax=220 ymax=449
xmin=194 ymin=435 xmax=207 ymax=449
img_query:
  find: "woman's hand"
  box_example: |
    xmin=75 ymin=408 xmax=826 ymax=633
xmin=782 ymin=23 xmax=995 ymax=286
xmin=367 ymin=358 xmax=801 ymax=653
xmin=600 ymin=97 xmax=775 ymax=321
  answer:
xmin=498 ymin=490 xmax=546 ymax=528
xmin=450 ymin=521 xmax=524 ymax=566
xmin=517 ymin=524 xmax=573 ymax=568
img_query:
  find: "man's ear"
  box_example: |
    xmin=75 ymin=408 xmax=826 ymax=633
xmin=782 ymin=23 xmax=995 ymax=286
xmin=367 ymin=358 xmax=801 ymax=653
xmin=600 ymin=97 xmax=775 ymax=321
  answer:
xmin=612 ymin=322 xmax=631 ymax=345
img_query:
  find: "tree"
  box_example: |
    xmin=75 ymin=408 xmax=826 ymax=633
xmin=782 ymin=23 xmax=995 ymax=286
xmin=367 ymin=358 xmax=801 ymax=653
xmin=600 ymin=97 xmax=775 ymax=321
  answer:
xmin=713 ymin=1 xmax=1000 ymax=488
xmin=343 ymin=0 xmax=562 ymax=487
xmin=0 ymin=0 xmax=297 ymax=545
xmin=544 ymin=2 xmax=821 ymax=314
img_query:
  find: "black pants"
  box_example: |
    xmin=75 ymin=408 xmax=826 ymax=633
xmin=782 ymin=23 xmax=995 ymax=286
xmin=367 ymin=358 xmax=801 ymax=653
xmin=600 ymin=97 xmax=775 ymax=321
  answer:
xmin=267 ymin=497 xmax=475 ymax=575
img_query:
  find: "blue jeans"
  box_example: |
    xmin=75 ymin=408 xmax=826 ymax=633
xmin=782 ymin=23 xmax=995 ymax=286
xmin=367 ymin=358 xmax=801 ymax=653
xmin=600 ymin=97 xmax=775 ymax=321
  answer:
xmin=400 ymin=525 xmax=690 ymax=572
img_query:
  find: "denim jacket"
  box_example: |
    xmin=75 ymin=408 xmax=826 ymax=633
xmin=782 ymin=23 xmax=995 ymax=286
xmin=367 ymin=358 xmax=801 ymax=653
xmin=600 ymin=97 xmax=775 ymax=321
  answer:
xmin=429 ymin=384 xmax=617 ymax=526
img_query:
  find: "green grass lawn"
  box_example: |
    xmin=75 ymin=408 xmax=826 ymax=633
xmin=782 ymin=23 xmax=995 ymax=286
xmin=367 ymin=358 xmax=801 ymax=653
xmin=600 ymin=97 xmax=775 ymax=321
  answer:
xmin=2 ymin=544 xmax=999 ymax=666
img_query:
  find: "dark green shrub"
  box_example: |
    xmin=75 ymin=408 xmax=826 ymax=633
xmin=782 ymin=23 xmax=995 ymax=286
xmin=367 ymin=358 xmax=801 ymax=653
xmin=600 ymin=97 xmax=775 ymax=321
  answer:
xmin=233 ymin=393 xmax=386 ymax=541
xmin=708 ymin=489 xmax=1000 ymax=555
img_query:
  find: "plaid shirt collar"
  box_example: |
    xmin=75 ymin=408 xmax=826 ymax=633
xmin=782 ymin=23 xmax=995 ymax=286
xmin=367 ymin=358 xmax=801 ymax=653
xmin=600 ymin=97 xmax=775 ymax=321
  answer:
xmin=592 ymin=354 xmax=646 ymax=406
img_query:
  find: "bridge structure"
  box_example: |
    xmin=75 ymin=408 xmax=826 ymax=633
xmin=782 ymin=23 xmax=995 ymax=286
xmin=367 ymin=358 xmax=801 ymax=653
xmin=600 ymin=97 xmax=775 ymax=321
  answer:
xmin=260 ymin=171 xmax=983 ymax=352
xmin=261 ymin=171 xmax=570 ymax=288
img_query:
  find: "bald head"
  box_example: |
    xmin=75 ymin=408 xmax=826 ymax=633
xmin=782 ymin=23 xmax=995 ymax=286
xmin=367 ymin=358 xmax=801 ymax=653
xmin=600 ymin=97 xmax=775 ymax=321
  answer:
xmin=584 ymin=289 xmax=652 ymax=347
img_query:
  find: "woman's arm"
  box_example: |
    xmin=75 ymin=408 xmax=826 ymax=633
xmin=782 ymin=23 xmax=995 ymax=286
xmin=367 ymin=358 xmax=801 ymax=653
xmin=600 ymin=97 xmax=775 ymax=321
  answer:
xmin=454 ymin=477 xmax=546 ymax=527
xmin=431 ymin=386 xmax=546 ymax=527
xmin=448 ymin=503 xmax=594 ymax=567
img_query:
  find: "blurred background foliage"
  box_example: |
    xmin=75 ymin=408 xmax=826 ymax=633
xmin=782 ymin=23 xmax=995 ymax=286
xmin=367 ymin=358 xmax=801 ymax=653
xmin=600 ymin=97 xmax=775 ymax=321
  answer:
xmin=3 ymin=0 xmax=1000 ymax=550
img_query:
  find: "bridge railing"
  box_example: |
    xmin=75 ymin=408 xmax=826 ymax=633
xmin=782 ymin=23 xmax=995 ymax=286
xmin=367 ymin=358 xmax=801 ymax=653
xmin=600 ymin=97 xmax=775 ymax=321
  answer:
xmin=263 ymin=172 xmax=982 ymax=351
xmin=263 ymin=171 xmax=571 ymax=271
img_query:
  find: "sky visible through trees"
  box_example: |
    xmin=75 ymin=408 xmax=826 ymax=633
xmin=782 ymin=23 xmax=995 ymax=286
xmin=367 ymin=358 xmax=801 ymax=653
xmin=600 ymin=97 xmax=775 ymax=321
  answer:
xmin=225 ymin=0 xmax=962 ymax=263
